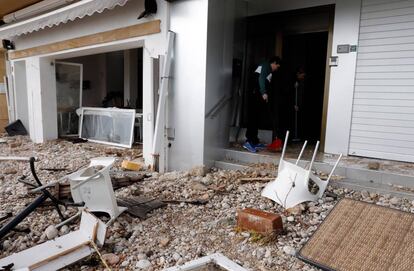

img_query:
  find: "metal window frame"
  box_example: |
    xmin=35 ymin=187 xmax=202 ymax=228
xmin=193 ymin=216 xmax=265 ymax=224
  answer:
xmin=79 ymin=107 xmax=136 ymax=148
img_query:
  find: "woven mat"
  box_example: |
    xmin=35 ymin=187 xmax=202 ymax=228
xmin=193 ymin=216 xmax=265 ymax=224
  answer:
xmin=298 ymin=198 xmax=414 ymax=271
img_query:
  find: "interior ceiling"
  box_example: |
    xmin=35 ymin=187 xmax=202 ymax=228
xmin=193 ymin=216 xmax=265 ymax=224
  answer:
xmin=0 ymin=0 xmax=42 ymax=18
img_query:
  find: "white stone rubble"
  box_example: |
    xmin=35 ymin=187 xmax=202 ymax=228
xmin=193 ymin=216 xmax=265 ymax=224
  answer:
xmin=0 ymin=136 xmax=413 ymax=271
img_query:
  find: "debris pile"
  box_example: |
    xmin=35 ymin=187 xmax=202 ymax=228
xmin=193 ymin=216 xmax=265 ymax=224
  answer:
xmin=0 ymin=136 xmax=413 ymax=270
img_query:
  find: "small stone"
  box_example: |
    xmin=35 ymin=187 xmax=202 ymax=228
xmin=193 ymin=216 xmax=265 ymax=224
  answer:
xmin=102 ymin=253 xmax=120 ymax=266
xmin=190 ymin=166 xmax=207 ymax=177
xmin=138 ymin=253 xmax=147 ymax=260
xmin=361 ymin=190 xmax=370 ymax=199
xmin=283 ymin=246 xmax=296 ymax=256
xmin=241 ymin=232 xmax=250 ymax=238
xmin=287 ymin=204 xmax=305 ymax=215
xmin=59 ymin=225 xmax=70 ymax=235
xmin=8 ymin=141 xmax=22 ymax=148
xmin=255 ymin=248 xmax=265 ymax=258
xmin=3 ymin=168 xmax=17 ymax=175
xmin=159 ymin=237 xmax=170 ymax=247
xmin=201 ymin=175 xmax=213 ymax=185
xmin=172 ymin=252 xmax=181 ymax=261
xmin=199 ymin=193 xmax=210 ymax=201
xmin=308 ymin=206 xmax=322 ymax=213
xmin=287 ymin=216 xmax=295 ymax=222
xmin=45 ymin=225 xmax=58 ymax=240
xmin=390 ymin=197 xmax=401 ymax=205
xmin=136 ymin=259 xmax=152 ymax=269
xmin=368 ymin=162 xmax=380 ymax=170
xmin=2 ymin=240 xmax=11 ymax=250
xmin=191 ymin=182 xmax=207 ymax=191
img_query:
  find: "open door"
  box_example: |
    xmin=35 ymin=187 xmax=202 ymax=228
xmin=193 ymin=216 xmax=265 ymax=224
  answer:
xmin=55 ymin=61 xmax=83 ymax=136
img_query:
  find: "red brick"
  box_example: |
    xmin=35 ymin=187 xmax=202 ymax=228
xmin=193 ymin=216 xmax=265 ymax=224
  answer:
xmin=237 ymin=208 xmax=283 ymax=234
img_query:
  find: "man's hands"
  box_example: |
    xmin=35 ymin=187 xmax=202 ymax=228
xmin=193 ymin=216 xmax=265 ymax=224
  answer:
xmin=262 ymin=93 xmax=268 ymax=102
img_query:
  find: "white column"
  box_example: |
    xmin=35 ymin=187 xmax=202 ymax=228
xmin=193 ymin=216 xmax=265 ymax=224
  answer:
xmin=25 ymin=57 xmax=58 ymax=143
xmin=142 ymin=48 xmax=154 ymax=165
xmin=324 ymin=0 xmax=362 ymax=155
xmin=124 ymin=50 xmax=131 ymax=106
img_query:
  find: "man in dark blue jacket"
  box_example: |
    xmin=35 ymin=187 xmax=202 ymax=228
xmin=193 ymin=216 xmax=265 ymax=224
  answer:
xmin=244 ymin=56 xmax=281 ymax=153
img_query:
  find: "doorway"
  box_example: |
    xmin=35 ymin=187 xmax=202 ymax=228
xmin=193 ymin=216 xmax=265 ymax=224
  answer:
xmin=55 ymin=62 xmax=82 ymax=136
xmin=55 ymin=48 xmax=144 ymax=142
xmin=233 ymin=5 xmax=333 ymax=146
xmin=281 ymin=32 xmax=328 ymax=142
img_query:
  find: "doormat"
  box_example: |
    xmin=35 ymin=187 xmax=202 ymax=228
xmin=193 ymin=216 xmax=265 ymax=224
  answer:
xmin=298 ymin=198 xmax=414 ymax=271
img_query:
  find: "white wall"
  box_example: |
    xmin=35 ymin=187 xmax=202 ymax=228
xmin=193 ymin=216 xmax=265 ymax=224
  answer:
xmin=13 ymin=61 xmax=29 ymax=131
xmin=325 ymin=0 xmax=362 ymax=155
xmin=204 ymin=0 xmax=236 ymax=167
xmin=25 ymin=57 xmax=58 ymax=142
xmin=168 ymin=0 xmax=209 ymax=170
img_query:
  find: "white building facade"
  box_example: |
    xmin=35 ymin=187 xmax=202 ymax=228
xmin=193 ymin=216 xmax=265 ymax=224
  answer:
xmin=1 ymin=0 xmax=413 ymax=171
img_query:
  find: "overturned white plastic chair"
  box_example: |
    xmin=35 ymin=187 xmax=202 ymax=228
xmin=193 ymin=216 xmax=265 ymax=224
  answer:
xmin=262 ymin=131 xmax=342 ymax=209
xmin=67 ymin=157 xmax=127 ymax=224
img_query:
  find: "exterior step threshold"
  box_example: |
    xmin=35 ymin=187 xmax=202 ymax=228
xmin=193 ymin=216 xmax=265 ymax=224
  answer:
xmin=332 ymin=178 xmax=414 ymax=200
xmin=214 ymin=160 xmax=249 ymax=171
xmin=215 ymin=159 xmax=414 ymax=199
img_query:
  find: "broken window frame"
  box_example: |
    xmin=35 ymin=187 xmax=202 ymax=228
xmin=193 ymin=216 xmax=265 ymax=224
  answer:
xmin=79 ymin=107 xmax=136 ymax=148
xmin=163 ymin=253 xmax=248 ymax=271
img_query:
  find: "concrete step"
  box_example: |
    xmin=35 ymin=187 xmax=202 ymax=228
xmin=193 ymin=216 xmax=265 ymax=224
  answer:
xmin=331 ymin=178 xmax=414 ymax=200
xmin=216 ymin=148 xmax=414 ymax=199
xmin=224 ymin=149 xmax=279 ymax=165
xmin=214 ymin=160 xmax=248 ymax=171
xmin=223 ymin=148 xmax=414 ymax=188
xmin=215 ymin=158 xmax=414 ymax=199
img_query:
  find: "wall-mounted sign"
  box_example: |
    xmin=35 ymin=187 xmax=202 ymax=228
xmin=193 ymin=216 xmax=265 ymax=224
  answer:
xmin=337 ymin=44 xmax=350 ymax=54
xmin=350 ymin=45 xmax=358 ymax=52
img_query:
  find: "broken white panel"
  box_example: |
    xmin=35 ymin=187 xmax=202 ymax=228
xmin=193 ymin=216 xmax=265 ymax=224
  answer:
xmin=152 ymin=31 xmax=175 ymax=172
xmin=163 ymin=253 xmax=248 ymax=271
xmin=0 ymin=211 xmax=106 ymax=271
xmin=80 ymin=107 xmax=136 ymax=148
xmin=67 ymin=157 xmax=127 ymax=224
xmin=262 ymin=132 xmax=342 ymax=209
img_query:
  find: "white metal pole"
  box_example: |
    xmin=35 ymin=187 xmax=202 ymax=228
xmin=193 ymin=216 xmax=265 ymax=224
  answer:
xmin=326 ymin=154 xmax=343 ymax=182
xmin=296 ymin=140 xmax=308 ymax=165
xmin=152 ymin=31 xmax=175 ymax=172
xmin=308 ymin=141 xmax=320 ymax=171
xmin=279 ymin=130 xmax=289 ymax=167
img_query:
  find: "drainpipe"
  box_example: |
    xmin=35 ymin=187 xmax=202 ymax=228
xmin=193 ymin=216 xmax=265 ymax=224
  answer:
xmin=3 ymin=0 xmax=74 ymax=24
